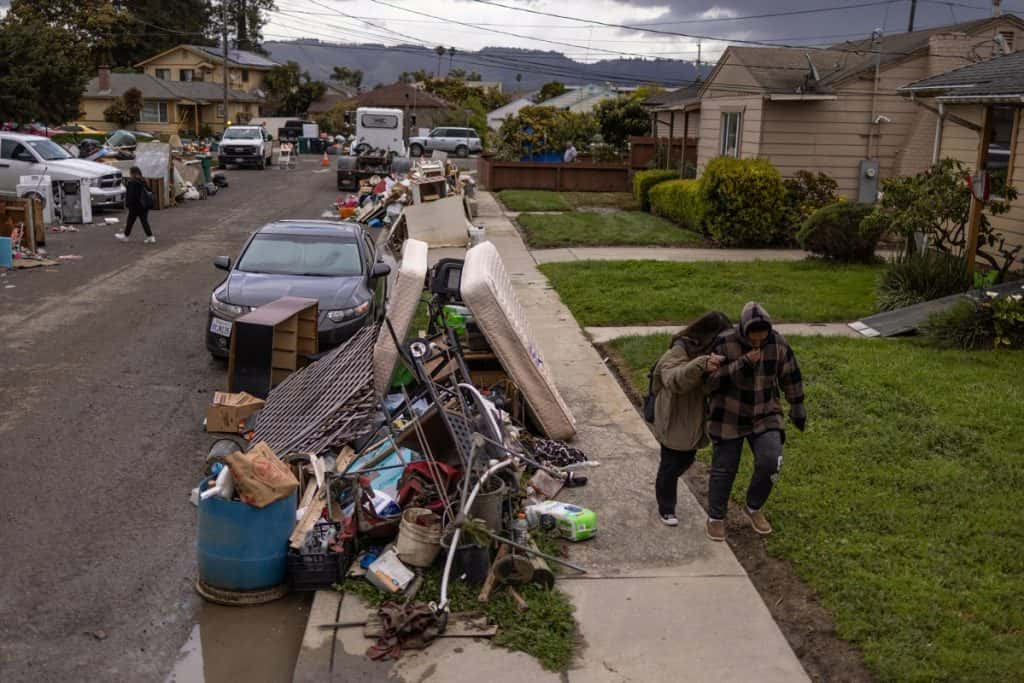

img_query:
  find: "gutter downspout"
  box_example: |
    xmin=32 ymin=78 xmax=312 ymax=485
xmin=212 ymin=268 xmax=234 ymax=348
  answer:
xmin=867 ymin=29 xmax=883 ymax=159
xmin=932 ymin=102 xmax=945 ymax=164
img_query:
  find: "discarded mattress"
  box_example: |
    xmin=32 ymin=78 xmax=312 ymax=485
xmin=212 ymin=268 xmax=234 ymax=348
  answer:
xmin=373 ymin=239 xmax=428 ymax=395
xmin=461 ymin=241 xmax=576 ymax=440
xmin=396 ymin=195 xmax=473 ymax=248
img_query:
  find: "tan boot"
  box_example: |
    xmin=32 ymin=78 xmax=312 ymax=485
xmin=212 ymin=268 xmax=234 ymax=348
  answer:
xmin=705 ymin=518 xmax=726 ymax=542
xmin=744 ymin=507 xmax=773 ymax=536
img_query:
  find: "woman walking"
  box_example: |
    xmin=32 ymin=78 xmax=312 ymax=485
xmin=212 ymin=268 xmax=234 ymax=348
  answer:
xmin=650 ymin=311 xmax=731 ymax=526
xmin=115 ymin=167 xmax=155 ymax=244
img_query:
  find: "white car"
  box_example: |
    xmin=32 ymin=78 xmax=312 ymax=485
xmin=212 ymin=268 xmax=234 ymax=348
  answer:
xmin=218 ymin=125 xmax=273 ymax=169
xmin=0 ymin=132 xmax=125 ymax=209
xmin=409 ymin=127 xmax=482 ymax=158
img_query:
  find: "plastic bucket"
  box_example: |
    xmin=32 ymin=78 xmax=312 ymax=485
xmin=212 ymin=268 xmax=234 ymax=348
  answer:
xmin=395 ymin=507 xmax=442 ymax=567
xmin=0 ymin=237 xmax=12 ymax=269
xmin=440 ymin=533 xmax=491 ymax=586
xmin=197 ymin=476 xmax=297 ymax=591
xmin=469 ymin=477 xmax=507 ymax=533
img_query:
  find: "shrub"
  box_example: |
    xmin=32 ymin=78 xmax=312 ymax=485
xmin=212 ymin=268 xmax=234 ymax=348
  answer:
xmin=783 ymin=170 xmax=840 ymax=243
xmin=633 ymin=169 xmax=678 ymax=211
xmin=876 ymin=250 xmax=971 ymax=311
xmin=797 ymin=202 xmax=880 ymax=263
xmin=923 ymin=293 xmax=1024 ymax=350
xmin=649 ymin=179 xmax=703 ymax=231
xmin=699 ymin=157 xmax=787 ymax=246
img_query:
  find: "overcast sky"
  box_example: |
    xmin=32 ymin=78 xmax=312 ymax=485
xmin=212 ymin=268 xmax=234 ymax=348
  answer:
xmin=266 ymin=0 xmax=1024 ymax=63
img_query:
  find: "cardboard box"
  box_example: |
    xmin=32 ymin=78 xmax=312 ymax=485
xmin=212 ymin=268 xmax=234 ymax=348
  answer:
xmin=205 ymin=391 xmax=265 ymax=433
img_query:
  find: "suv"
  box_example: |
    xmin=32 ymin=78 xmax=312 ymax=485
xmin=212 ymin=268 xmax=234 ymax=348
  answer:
xmin=409 ymin=127 xmax=482 ymax=158
xmin=218 ymin=125 xmax=273 ymax=169
xmin=0 ymin=132 xmax=125 ymax=209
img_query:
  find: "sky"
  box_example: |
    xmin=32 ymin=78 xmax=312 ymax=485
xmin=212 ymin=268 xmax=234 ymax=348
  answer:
xmin=264 ymin=0 xmax=1024 ymax=63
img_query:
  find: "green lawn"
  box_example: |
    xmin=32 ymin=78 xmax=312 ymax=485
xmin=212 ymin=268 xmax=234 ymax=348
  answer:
xmin=518 ymin=211 xmax=703 ymax=249
xmin=607 ymin=334 xmax=1024 ymax=682
xmin=539 ymin=260 xmax=881 ymax=326
xmin=498 ymin=190 xmax=638 ymax=212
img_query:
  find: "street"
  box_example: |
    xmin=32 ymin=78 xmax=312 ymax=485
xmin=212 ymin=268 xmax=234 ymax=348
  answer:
xmin=0 ymin=157 xmax=339 ymax=682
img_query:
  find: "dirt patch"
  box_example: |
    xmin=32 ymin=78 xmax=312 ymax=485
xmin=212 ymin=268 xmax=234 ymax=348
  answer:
xmin=595 ymin=342 xmax=875 ymax=683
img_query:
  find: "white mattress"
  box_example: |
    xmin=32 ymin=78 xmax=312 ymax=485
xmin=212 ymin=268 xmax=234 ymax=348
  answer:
xmin=461 ymin=241 xmax=576 ymax=440
xmin=373 ymin=239 xmax=428 ymax=395
xmin=399 ymin=195 xmax=473 ymax=248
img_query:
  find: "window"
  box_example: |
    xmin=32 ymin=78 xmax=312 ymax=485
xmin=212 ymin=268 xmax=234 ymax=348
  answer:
xmin=241 ymin=69 xmax=250 ymax=82
xmin=216 ymin=103 xmax=226 ymax=120
xmin=720 ymin=111 xmax=742 ymax=157
xmin=26 ymin=139 xmax=70 ymax=161
xmin=179 ymin=69 xmax=194 ymax=82
xmin=997 ymin=31 xmax=1015 ymax=54
xmin=140 ymin=101 xmax=169 ymax=124
xmin=360 ymin=113 xmax=399 ymax=129
xmin=155 ymin=68 xmax=170 ymax=80
xmin=237 ymin=235 xmax=363 ymax=277
xmin=982 ymin=105 xmax=1016 ymax=196
xmin=1 ymin=139 xmax=34 ymax=162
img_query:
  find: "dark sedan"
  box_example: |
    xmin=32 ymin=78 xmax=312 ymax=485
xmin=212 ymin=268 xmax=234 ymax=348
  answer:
xmin=206 ymin=220 xmax=390 ymax=358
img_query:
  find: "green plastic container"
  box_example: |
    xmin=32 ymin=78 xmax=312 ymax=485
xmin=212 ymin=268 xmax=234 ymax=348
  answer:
xmin=526 ymin=501 xmax=597 ymax=542
xmin=443 ymin=305 xmax=474 ymax=336
xmin=195 ymin=154 xmax=212 ymax=183
xmin=297 ymin=137 xmax=309 ymax=154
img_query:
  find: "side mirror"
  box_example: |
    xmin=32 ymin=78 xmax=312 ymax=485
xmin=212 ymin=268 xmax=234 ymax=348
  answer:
xmin=409 ymin=114 xmax=417 ymax=127
xmin=214 ymin=255 xmax=232 ymax=271
xmin=371 ymin=262 xmax=391 ymax=279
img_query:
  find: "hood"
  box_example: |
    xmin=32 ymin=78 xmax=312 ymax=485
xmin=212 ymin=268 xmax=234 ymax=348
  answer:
xmin=225 ymin=271 xmax=368 ymax=310
xmin=221 ymin=138 xmax=263 ymax=146
xmin=739 ymin=302 xmax=773 ymax=341
xmin=48 ymin=158 xmax=121 ymax=179
xmin=672 ymin=311 xmax=732 ymax=356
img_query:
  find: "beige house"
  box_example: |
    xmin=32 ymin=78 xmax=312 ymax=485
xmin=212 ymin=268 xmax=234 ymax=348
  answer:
xmin=900 ymin=50 xmax=1024 ymax=251
xmin=136 ymin=44 xmax=277 ymax=96
xmin=696 ymin=16 xmax=1024 ymax=199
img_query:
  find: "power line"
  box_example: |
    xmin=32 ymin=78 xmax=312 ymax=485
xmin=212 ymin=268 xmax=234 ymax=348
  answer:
xmin=629 ymin=0 xmax=904 ymax=26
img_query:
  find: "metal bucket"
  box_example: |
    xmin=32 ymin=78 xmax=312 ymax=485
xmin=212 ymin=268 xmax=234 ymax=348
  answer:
xmin=468 ymin=477 xmax=507 ymax=533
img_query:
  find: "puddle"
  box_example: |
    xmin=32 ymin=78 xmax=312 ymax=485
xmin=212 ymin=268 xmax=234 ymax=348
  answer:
xmin=166 ymin=593 xmax=312 ymax=682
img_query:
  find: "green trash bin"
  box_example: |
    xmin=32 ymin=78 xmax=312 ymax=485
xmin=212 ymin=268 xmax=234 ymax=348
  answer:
xmin=195 ymin=154 xmax=212 ymax=184
xmin=297 ymin=137 xmax=309 ymax=154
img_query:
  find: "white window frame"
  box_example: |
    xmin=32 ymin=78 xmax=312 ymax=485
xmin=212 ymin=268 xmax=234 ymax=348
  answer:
xmin=140 ymin=101 xmax=169 ymax=124
xmin=155 ymin=68 xmax=170 ymax=80
xmin=720 ymin=111 xmax=742 ymax=157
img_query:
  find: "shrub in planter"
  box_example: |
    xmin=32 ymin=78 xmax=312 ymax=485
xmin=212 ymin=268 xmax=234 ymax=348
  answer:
xmin=649 ymin=179 xmax=703 ymax=231
xmin=797 ymin=202 xmax=881 ymax=263
xmin=633 ymin=169 xmax=678 ymax=211
xmin=923 ymin=293 xmax=1024 ymax=350
xmin=876 ymin=250 xmax=971 ymax=311
xmin=699 ymin=157 xmax=787 ymax=246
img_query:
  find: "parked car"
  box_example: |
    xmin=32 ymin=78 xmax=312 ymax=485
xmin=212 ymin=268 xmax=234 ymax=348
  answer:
xmin=0 ymin=132 xmax=125 ymax=209
xmin=206 ymin=220 xmax=392 ymax=358
xmin=408 ymin=127 xmax=482 ymax=158
xmin=57 ymin=123 xmax=108 ymax=138
xmin=15 ymin=123 xmax=60 ymax=138
xmin=218 ymin=125 xmax=273 ymax=169
xmin=106 ymin=129 xmax=157 ymax=152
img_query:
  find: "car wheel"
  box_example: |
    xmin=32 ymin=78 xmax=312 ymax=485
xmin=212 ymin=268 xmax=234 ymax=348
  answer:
xmin=355 ymin=143 xmax=371 ymax=156
xmin=455 ymin=145 xmax=469 ymax=158
xmin=410 ymin=144 xmax=423 ymax=157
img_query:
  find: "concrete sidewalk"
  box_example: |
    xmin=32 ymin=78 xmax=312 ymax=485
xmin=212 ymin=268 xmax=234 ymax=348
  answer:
xmin=531 ymin=246 xmax=809 ymax=264
xmin=298 ymin=192 xmax=809 ymax=682
xmin=586 ymin=323 xmax=860 ymax=345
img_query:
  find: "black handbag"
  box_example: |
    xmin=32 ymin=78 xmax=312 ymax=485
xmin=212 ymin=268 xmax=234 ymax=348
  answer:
xmin=642 ymin=362 xmax=658 ymax=423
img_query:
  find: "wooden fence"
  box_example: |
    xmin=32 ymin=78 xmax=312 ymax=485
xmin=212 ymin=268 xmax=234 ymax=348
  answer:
xmin=478 ymin=157 xmax=632 ymax=192
xmin=629 ymin=136 xmax=698 ymax=170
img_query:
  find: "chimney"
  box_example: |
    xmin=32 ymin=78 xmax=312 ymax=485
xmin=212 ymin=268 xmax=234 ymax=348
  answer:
xmin=928 ymin=32 xmax=971 ymax=76
xmin=98 ymin=65 xmax=112 ymax=92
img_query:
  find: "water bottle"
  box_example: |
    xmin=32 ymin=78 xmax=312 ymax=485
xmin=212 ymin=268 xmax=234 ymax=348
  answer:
xmin=512 ymin=513 xmax=529 ymax=546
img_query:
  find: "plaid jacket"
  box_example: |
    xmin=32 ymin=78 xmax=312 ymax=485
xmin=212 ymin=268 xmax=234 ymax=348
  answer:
xmin=705 ymin=304 xmax=805 ymax=440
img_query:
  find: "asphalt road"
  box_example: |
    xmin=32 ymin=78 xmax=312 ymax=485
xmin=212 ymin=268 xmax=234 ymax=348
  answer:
xmin=0 ymin=157 xmax=341 ymax=682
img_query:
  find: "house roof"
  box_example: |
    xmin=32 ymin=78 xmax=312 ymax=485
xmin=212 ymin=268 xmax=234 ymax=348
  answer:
xmin=83 ymin=74 xmax=263 ymax=103
xmin=648 ymin=83 xmax=703 ymax=110
xmin=487 ymin=97 xmax=534 ymax=117
xmin=900 ymin=49 xmax=1024 ymax=100
xmin=537 ymin=84 xmax=616 ymax=110
xmin=357 ymin=83 xmax=452 ymax=109
xmin=135 ymin=44 xmax=279 ymax=70
xmin=308 ymin=92 xmax=355 ymax=114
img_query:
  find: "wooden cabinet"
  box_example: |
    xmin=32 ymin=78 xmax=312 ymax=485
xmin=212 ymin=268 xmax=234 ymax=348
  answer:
xmin=228 ymin=297 xmax=319 ymax=398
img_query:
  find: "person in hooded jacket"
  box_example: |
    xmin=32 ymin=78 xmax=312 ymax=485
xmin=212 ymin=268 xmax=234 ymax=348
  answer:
xmin=650 ymin=311 xmax=732 ymax=526
xmin=704 ymin=302 xmax=805 ymax=542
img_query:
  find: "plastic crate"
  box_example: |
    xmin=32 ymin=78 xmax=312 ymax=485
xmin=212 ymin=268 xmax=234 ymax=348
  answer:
xmin=286 ymin=537 xmax=355 ymax=591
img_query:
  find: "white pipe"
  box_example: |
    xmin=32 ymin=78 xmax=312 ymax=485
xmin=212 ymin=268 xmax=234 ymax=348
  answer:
xmin=932 ymin=102 xmax=945 ymax=164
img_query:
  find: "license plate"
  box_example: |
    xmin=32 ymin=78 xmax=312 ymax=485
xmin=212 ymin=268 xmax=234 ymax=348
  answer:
xmin=210 ymin=317 xmax=233 ymax=337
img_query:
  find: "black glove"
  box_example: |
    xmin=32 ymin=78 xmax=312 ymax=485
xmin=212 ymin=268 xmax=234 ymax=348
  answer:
xmin=790 ymin=404 xmax=807 ymax=432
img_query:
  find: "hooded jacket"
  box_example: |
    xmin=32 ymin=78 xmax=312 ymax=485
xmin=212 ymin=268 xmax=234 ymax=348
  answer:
xmin=705 ymin=302 xmax=805 ymax=440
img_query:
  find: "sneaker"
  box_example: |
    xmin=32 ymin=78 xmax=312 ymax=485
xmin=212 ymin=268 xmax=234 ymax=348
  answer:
xmin=705 ymin=518 xmax=726 ymax=542
xmin=744 ymin=507 xmax=773 ymax=536
xmin=114 ymin=233 xmax=127 ymax=241
xmin=659 ymin=512 xmax=678 ymax=527
xmin=144 ymin=236 xmax=156 ymax=244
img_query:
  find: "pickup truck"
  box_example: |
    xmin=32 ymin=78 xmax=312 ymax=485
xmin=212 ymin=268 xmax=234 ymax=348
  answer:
xmin=0 ymin=132 xmax=125 ymax=209
xmin=218 ymin=125 xmax=273 ymax=169
xmin=408 ymin=127 xmax=482 ymax=158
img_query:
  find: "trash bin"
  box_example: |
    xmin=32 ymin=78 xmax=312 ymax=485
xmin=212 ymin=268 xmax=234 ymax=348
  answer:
xmin=195 ymin=154 xmax=213 ymax=184
xmin=297 ymin=137 xmax=309 ymax=155
xmin=309 ymin=138 xmax=325 ymax=155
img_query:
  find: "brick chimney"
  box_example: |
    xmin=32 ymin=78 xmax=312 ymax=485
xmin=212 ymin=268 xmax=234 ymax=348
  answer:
xmin=98 ymin=65 xmax=112 ymax=92
xmin=928 ymin=32 xmax=971 ymax=77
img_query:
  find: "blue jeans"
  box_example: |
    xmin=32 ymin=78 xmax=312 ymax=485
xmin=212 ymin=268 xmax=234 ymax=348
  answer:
xmin=708 ymin=430 xmax=783 ymax=520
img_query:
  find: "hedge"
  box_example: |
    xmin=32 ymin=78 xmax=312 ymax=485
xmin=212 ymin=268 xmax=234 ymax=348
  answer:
xmin=649 ymin=179 xmax=703 ymax=231
xmin=699 ymin=157 xmax=787 ymax=247
xmin=797 ymin=202 xmax=881 ymax=263
xmin=633 ymin=169 xmax=678 ymax=211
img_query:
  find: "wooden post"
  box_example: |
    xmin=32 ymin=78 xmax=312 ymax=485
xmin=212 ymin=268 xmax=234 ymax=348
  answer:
xmin=965 ymin=194 xmax=983 ymax=279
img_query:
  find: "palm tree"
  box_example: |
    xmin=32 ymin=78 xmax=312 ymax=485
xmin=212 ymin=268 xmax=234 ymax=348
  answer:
xmin=449 ymin=46 xmax=457 ymax=75
xmin=434 ymin=46 xmax=446 ymax=77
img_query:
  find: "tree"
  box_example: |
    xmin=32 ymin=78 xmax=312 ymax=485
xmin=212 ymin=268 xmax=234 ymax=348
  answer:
xmin=222 ymin=0 xmax=276 ymax=53
xmin=331 ymin=65 xmax=363 ymax=89
xmin=104 ymin=87 xmax=144 ymax=128
xmin=535 ymin=81 xmax=567 ymax=103
xmin=594 ymin=94 xmax=650 ymax=148
xmin=399 ymin=69 xmax=432 ymax=84
xmin=264 ymin=61 xmax=326 ymax=116
xmin=0 ymin=11 xmax=91 ymax=125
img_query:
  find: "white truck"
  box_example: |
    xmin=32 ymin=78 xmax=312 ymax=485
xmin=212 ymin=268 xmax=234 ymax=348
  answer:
xmin=217 ymin=125 xmax=273 ymax=169
xmin=0 ymin=132 xmax=125 ymax=209
xmin=336 ymin=108 xmax=412 ymax=191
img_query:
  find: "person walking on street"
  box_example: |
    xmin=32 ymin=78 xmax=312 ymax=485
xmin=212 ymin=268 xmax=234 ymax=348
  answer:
xmin=115 ymin=166 xmax=155 ymax=244
xmin=704 ymin=302 xmax=805 ymax=542
xmin=650 ymin=311 xmax=732 ymax=526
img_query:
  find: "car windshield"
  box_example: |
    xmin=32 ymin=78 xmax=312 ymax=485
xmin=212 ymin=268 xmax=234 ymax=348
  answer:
xmin=223 ymin=129 xmax=261 ymax=139
xmin=237 ymin=234 xmax=363 ymax=277
xmin=27 ymin=139 xmax=71 ymax=161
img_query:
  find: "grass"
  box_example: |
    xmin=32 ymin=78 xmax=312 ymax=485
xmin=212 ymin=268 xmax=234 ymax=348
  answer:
xmin=339 ymin=532 xmax=576 ymax=671
xmin=539 ymin=259 xmax=882 ymax=326
xmin=606 ymin=334 xmax=1024 ymax=682
xmin=497 ymin=190 xmax=638 ymax=212
xmin=518 ymin=211 xmax=703 ymax=249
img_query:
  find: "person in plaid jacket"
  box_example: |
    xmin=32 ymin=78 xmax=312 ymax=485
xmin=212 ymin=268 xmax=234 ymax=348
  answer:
xmin=703 ymin=302 xmax=805 ymax=542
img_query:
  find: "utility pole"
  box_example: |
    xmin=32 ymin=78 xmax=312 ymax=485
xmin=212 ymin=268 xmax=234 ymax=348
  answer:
xmin=992 ymin=0 xmax=1003 ymax=17
xmin=696 ymin=41 xmax=702 ymax=69
xmin=907 ymin=0 xmax=917 ymax=31
xmin=222 ymin=0 xmax=230 ymax=130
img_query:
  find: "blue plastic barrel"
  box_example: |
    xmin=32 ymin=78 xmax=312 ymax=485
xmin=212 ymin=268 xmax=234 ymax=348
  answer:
xmin=0 ymin=237 xmax=12 ymax=269
xmin=197 ymin=477 xmax=296 ymax=591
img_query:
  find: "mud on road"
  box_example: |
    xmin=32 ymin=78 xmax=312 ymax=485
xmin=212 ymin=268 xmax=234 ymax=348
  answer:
xmin=0 ymin=160 xmax=340 ymax=682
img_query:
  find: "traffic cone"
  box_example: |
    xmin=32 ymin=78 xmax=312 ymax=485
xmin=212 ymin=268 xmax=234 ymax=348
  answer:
xmin=321 ymin=151 xmax=329 ymax=168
